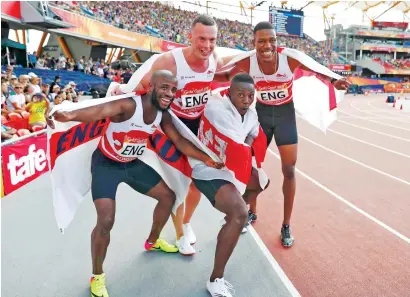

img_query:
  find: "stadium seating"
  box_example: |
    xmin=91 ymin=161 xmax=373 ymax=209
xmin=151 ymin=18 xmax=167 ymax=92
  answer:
xmin=1 ymin=66 xmax=110 ymax=92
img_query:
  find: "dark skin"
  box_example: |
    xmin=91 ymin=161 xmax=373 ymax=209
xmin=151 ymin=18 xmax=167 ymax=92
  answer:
xmin=49 ymin=70 xmax=223 ymax=275
xmin=215 ymin=29 xmax=350 ymax=226
xmin=208 ymin=81 xmax=266 ymax=281
xmin=111 ymin=23 xmax=228 ymax=237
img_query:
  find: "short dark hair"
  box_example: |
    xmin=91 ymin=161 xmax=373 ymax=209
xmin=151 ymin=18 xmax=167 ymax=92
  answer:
xmin=231 ymin=73 xmax=254 ymax=86
xmin=192 ymin=14 xmax=217 ymax=28
xmin=253 ymin=21 xmax=274 ymax=34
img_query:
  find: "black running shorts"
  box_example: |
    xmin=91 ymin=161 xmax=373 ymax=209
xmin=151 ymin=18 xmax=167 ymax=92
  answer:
xmin=91 ymin=148 xmax=162 ymax=201
xmin=255 ymin=101 xmax=298 ymax=147
xmin=178 ymin=117 xmax=201 ymax=135
xmin=192 ymin=178 xmax=231 ymax=206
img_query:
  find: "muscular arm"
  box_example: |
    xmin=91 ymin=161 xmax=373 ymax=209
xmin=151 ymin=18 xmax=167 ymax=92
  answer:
xmin=244 ymin=135 xmax=255 ymax=147
xmin=287 ymin=57 xmax=350 ymax=90
xmin=130 ymin=53 xmax=176 ymax=92
xmin=213 ymin=58 xmax=250 ymax=82
xmin=288 ymin=57 xmax=319 ymax=77
xmin=54 ymin=98 xmax=136 ymax=123
xmin=160 ymin=112 xmax=210 ymax=163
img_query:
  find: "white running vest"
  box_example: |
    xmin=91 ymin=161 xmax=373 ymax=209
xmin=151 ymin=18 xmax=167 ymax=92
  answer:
xmin=249 ymin=52 xmax=294 ymax=106
xmin=170 ymin=48 xmax=216 ymax=119
xmin=98 ymin=95 xmax=162 ymax=163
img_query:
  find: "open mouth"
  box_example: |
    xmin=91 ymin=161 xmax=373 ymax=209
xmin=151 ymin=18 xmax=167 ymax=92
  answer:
xmin=160 ymin=97 xmax=171 ymax=106
xmin=240 ymin=107 xmax=248 ymax=114
xmin=261 ymin=51 xmax=273 ymax=58
xmin=200 ymin=49 xmax=210 ymax=56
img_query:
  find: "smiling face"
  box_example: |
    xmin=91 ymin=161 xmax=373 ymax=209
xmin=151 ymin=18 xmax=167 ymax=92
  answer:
xmin=228 ymin=82 xmax=255 ymax=116
xmin=149 ymin=75 xmax=178 ymax=111
xmin=190 ymin=22 xmax=217 ymax=61
xmin=253 ymin=29 xmax=278 ymax=63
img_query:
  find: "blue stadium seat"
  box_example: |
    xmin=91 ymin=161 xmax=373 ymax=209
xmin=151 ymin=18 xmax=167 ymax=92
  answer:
xmin=2 ymin=67 xmax=111 ymax=92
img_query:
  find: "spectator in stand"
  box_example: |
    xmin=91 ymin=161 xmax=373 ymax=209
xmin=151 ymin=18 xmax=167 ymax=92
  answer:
xmin=1 ymin=124 xmax=18 ymax=142
xmin=121 ymin=67 xmax=132 ymax=84
xmin=41 ymin=83 xmax=53 ymax=102
xmin=97 ymin=64 xmax=105 ymax=77
xmin=68 ymin=81 xmax=81 ymax=97
xmin=24 ymin=84 xmax=36 ymax=104
xmin=50 ymin=84 xmax=61 ymax=101
xmin=6 ymin=83 xmax=26 ymax=115
xmin=57 ymin=90 xmax=67 ymax=102
xmin=50 ymin=76 xmax=61 ymax=94
xmin=35 ymin=55 xmax=47 ymax=69
xmin=58 ymin=53 xmax=67 ymax=70
xmin=19 ymin=75 xmax=30 ymax=90
xmin=53 ymin=93 xmax=63 ymax=105
xmin=25 ymin=93 xmax=49 ymax=129
xmin=9 ymin=75 xmax=17 ymax=92
xmin=28 ymin=73 xmax=42 ymax=93
xmin=77 ymin=56 xmax=85 ymax=71
xmin=112 ymin=70 xmax=123 ymax=83
xmin=1 ymin=81 xmax=10 ymax=116
xmin=28 ymin=51 xmax=37 ymax=68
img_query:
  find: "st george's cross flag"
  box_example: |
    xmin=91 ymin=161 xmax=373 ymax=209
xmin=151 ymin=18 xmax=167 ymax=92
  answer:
xmin=48 ymin=47 xmax=343 ymax=232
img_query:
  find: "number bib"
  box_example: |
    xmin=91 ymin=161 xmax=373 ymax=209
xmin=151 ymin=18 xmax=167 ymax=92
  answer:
xmin=181 ymin=90 xmax=210 ymax=110
xmin=118 ymin=138 xmax=147 ymax=157
xmin=257 ymin=89 xmax=289 ymax=102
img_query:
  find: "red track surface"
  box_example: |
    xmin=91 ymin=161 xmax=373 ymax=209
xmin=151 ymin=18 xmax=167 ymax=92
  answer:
xmin=253 ymin=94 xmax=410 ymax=297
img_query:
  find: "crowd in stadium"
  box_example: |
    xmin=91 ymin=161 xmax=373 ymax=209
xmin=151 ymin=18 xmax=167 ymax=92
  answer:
xmin=53 ymin=1 xmax=338 ymax=66
xmin=362 ymin=53 xmax=410 ymax=70
xmin=1 ymin=65 xmax=81 ymax=141
xmin=28 ymin=51 xmax=118 ymax=79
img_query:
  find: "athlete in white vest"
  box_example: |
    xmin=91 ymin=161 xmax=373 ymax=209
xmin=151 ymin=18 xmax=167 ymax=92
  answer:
xmin=215 ymin=22 xmax=349 ymax=247
xmin=49 ymin=70 xmax=223 ymax=297
xmin=113 ymin=15 xmax=226 ymax=256
xmin=192 ymin=73 xmax=267 ymax=297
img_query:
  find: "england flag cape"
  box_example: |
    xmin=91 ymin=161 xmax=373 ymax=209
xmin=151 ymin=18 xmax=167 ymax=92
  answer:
xmin=216 ymin=47 xmax=345 ymax=132
xmin=48 ymin=47 xmax=343 ymax=232
xmin=190 ymin=91 xmax=269 ymax=194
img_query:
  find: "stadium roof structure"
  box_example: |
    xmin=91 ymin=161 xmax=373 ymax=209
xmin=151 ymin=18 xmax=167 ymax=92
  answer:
xmin=275 ymin=1 xmax=410 ymax=30
xmin=280 ymin=1 xmax=409 ymax=14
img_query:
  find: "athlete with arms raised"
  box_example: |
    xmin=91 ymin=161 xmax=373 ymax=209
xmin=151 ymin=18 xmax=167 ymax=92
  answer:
xmin=114 ymin=14 xmax=227 ymax=255
xmin=49 ymin=70 xmax=223 ymax=297
xmin=215 ymin=22 xmax=349 ymax=247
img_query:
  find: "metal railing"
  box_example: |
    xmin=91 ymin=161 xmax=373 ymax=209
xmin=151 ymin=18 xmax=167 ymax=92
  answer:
xmin=1 ymin=130 xmax=46 ymax=147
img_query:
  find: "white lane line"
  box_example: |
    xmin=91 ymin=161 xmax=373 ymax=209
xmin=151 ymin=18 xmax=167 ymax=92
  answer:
xmin=339 ymin=115 xmax=405 ymax=120
xmin=337 ymin=119 xmax=410 ymax=143
xmin=248 ymin=227 xmax=301 ymax=297
xmin=349 ymin=101 xmax=410 ymax=124
xmin=367 ymin=100 xmax=410 ymax=120
xmin=338 ymin=109 xmax=410 ymax=132
xmin=267 ymin=148 xmax=410 ymax=245
xmin=327 ymin=128 xmax=410 ymax=159
xmin=298 ymin=134 xmax=410 ymax=186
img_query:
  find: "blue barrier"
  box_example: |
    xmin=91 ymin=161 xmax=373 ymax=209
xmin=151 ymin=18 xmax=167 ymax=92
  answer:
xmin=2 ymin=67 xmax=110 ymax=92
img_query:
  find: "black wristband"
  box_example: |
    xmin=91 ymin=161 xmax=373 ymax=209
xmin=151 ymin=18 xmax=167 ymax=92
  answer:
xmin=330 ymin=78 xmax=337 ymax=84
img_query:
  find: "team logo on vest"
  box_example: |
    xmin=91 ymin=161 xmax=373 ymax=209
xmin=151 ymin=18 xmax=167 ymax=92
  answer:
xmin=112 ymin=130 xmax=150 ymax=158
xmin=179 ymin=81 xmax=212 ymax=113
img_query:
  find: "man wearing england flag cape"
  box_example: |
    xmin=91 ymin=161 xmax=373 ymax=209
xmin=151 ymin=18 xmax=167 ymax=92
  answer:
xmin=47 ymin=18 xmax=349 ymax=297
xmin=189 ymin=73 xmax=269 ymax=297
xmin=113 ymin=14 xmax=228 ymax=256
xmin=47 ymin=70 xmax=223 ymax=297
xmin=213 ymin=21 xmax=350 ymax=247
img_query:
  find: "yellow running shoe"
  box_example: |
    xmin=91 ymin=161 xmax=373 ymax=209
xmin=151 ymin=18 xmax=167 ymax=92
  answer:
xmin=144 ymin=238 xmax=179 ymax=253
xmin=90 ymin=273 xmax=109 ymax=297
